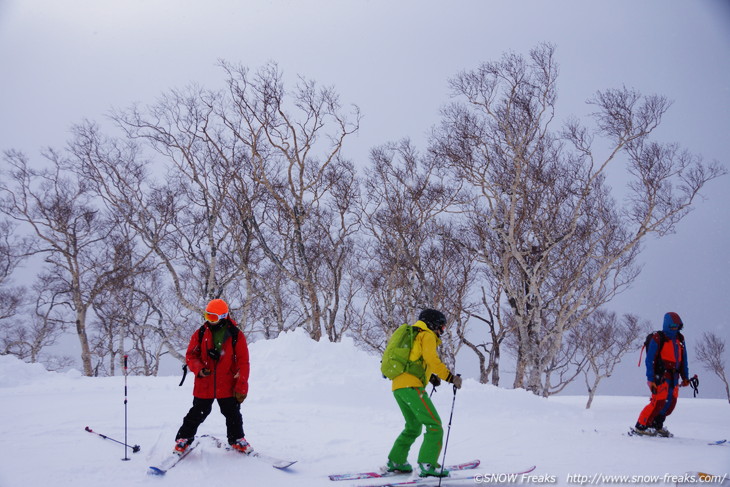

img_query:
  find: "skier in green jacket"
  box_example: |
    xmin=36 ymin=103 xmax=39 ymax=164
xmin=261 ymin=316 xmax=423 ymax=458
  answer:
xmin=386 ymin=309 xmax=462 ymax=478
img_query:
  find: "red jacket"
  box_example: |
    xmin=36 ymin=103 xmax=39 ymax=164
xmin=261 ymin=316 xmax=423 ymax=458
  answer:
xmin=185 ymin=319 xmax=250 ymax=399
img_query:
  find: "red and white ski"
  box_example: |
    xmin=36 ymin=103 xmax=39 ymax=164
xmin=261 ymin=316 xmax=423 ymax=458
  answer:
xmin=329 ymin=459 xmax=480 ymax=481
xmin=356 ymin=465 xmax=537 ymax=487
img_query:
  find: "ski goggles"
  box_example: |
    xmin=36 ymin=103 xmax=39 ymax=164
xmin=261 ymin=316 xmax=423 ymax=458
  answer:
xmin=204 ymin=311 xmax=228 ymax=323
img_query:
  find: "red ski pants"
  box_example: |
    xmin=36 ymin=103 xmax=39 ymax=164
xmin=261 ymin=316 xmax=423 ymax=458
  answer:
xmin=637 ymin=381 xmax=679 ymax=427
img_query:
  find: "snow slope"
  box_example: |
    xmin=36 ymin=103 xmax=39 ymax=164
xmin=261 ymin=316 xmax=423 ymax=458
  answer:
xmin=0 ymin=329 xmax=728 ymax=486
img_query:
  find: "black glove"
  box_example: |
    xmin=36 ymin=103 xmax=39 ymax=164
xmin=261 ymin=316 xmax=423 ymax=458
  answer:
xmin=446 ymin=373 xmax=463 ymax=389
xmin=429 ymin=374 xmax=441 ymax=387
xmin=198 ymin=368 xmax=211 ymax=378
xmin=688 ymin=375 xmax=699 ymax=397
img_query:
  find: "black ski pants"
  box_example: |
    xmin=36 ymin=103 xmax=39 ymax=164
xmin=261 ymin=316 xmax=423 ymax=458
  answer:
xmin=176 ymin=396 xmax=244 ymax=445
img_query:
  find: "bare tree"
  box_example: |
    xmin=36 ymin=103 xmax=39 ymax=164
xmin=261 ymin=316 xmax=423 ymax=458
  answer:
xmin=220 ymin=61 xmax=362 ymax=341
xmin=70 ymin=94 xmax=260 ymax=349
xmin=106 ymin=89 xmax=253 ymax=311
xmin=568 ymin=310 xmax=645 ymax=408
xmin=89 ymin=247 xmax=166 ymax=376
xmin=431 ymin=43 xmax=726 ymax=395
xmin=355 ymin=139 xmax=474 ymax=367
xmin=73 ymin=61 xmax=362 ymax=347
xmin=1 ymin=277 xmax=71 ymax=368
xmin=0 ymin=151 xmax=149 ymax=376
xmin=457 ymin=277 xmax=516 ymax=385
xmin=0 ymin=219 xmax=27 ymax=322
xmin=695 ymin=331 xmax=730 ymax=404
xmin=91 ymin=286 xmax=167 ymax=377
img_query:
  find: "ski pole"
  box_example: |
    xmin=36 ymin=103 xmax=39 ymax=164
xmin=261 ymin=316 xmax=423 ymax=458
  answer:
xmin=438 ymin=375 xmax=459 ymax=486
xmin=85 ymin=426 xmax=141 ymax=453
xmin=429 ymin=374 xmax=440 ymax=397
xmin=123 ymin=354 xmax=130 ymax=461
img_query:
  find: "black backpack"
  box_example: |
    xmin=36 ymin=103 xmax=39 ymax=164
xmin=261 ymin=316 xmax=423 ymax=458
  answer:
xmin=639 ymin=330 xmax=685 ymax=383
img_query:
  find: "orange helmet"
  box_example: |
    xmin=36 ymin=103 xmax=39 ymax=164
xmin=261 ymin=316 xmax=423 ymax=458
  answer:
xmin=205 ymin=299 xmax=229 ymax=323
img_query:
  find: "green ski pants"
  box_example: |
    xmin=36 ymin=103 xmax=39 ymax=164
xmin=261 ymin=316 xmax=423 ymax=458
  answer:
xmin=388 ymin=387 xmax=443 ymax=465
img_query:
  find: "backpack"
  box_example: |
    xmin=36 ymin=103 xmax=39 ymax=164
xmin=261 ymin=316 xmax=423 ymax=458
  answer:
xmin=195 ymin=320 xmax=240 ymax=352
xmin=179 ymin=320 xmax=241 ymax=386
xmin=380 ymin=324 xmax=425 ymax=383
xmin=638 ymin=330 xmax=685 ymax=382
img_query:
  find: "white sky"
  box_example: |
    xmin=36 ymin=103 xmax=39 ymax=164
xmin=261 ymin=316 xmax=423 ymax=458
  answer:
xmin=0 ymin=0 xmax=729 ymax=397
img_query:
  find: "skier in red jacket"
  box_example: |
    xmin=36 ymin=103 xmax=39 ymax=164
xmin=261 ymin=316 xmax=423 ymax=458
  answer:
xmin=173 ymin=299 xmax=252 ymax=455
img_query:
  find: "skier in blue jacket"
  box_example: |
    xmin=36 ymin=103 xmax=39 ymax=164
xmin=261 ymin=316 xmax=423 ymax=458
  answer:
xmin=633 ymin=312 xmax=690 ymax=437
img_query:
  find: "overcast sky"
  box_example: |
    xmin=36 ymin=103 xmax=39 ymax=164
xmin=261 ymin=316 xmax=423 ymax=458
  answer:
xmin=1 ymin=0 xmax=729 ymax=397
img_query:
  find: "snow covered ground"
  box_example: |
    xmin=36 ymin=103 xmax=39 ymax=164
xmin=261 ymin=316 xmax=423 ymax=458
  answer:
xmin=1 ymin=329 xmax=728 ymax=486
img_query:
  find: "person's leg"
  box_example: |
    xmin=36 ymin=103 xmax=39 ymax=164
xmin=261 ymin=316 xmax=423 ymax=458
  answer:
xmin=175 ymin=397 xmax=214 ymax=448
xmin=217 ymin=397 xmax=244 ymax=445
xmin=388 ymin=388 xmax=423 ymax=465
xmin=636 ymin=383 xmax=668 ymax=429
xmin=652 ymin=381 xmax=679 ymax=435
xmin=410 ymin=389 xmax=443 ymax=466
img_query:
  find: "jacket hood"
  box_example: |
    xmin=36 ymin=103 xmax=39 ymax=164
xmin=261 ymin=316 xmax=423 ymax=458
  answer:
xmin=413 ymin=320 xmax=429 ymax=331
xmin=414 ymin=320 xmax=442 ymax=344
xmin=663 ymin=312 xmax=683 ymax=338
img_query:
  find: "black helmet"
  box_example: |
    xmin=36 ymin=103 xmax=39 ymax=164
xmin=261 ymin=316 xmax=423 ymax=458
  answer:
xmin=418 ymin=309 xmax=447 ymax=333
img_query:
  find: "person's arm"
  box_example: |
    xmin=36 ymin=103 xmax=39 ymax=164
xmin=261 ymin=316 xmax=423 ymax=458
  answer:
xmin=186 ymin=329 xmax=207 ymax=377
xmin=233 ymin=330 xmax=250 ymax=397
xmin=421 ymin=332 xmax=460 ymax=388
xmin=645 ymin=338 xmax=659 ymax=392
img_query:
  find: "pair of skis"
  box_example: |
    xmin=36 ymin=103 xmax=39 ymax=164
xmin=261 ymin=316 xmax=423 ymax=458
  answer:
xmin=627 ymin=427 xmax=674 ymax=438
xmin=148 ymin=434 xmax=296 ymax=475
xmin=627 ymin=428 xmax=728 ymax=446
xmin=329 ymin=459 xmax=481 ymax=481
xmin=330 ymin=460 xmax=537 ymax=487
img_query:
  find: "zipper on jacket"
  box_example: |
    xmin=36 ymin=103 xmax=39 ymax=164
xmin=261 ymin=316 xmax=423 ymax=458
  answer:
xmin=203 ymin=329 xmax=218 ymax=398
xmin=213 ymin=358 xmax=218 ymax=398
xmin=210 ymin=330 xmax=218 ymax=398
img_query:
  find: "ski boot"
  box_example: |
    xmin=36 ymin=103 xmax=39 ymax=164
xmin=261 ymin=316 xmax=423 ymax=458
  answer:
xmin=386 ymin=459 xmax=413 ymax=473
xmin=630 ymin=423 xmax=657 ymax=437
xmin=231 ymin=437 xmax=254 ymax=454
xmin=651 ymin=417 xmax=673 ymax=437
xmin=419 ymin=463 xmax=449 ymax=478
xmin=174 ymin=437 xmax=193 ymax=455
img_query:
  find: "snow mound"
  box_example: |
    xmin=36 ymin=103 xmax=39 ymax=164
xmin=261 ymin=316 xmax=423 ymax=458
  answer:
xmin=248 ymin=327 xmax=382 ymax=406
xmin=0 ymin=354 xmax=58 ymax=387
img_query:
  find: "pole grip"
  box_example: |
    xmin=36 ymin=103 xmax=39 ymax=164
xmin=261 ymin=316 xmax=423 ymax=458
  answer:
xmin=453 ymin=373 xmax=461 ymax=394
